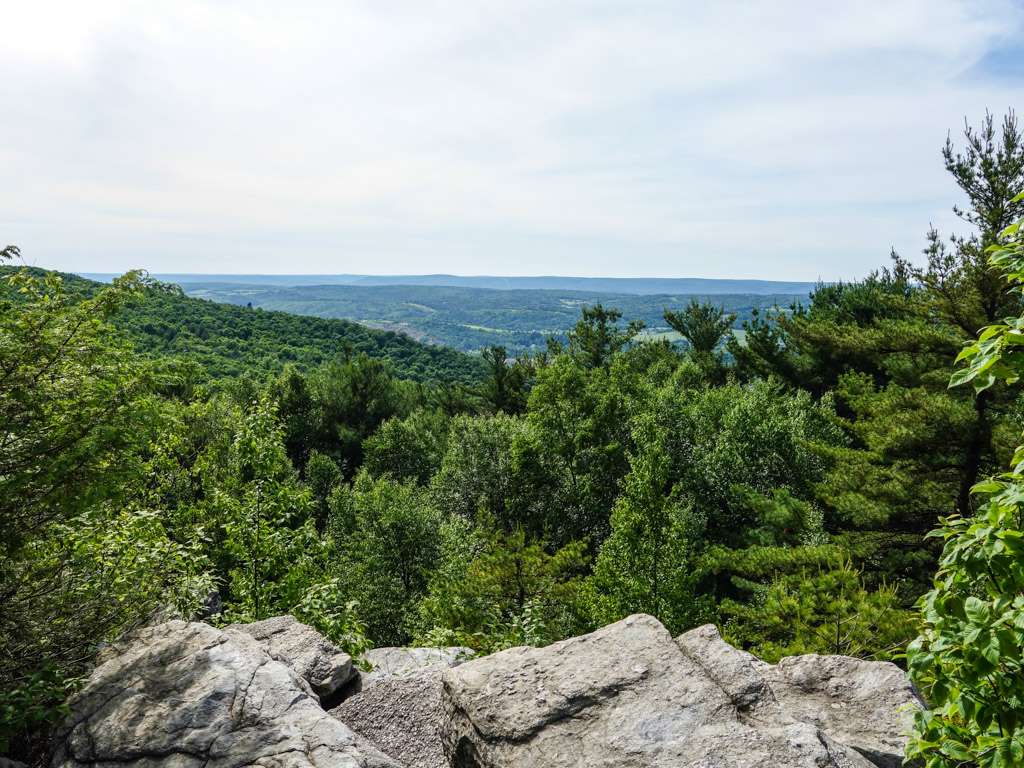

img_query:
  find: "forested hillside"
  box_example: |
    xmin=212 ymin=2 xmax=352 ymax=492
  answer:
xmin=1 ymin=269 xmax=486 ymax=384
xmin=3 ymin=113 xmax=1024 ymax=767
xmin=170 ymin=281 xmax=805 ymax=354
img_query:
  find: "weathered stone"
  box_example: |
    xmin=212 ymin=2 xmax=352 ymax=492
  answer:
xmin=677 ymin=624 xmax=921 ymax=767
xmin=441 ymin=614 xmax=908 ymax=768
xmin=362 ymin=646 xmax=474 ymax=686
xmin=765 ymin=654 xmax=923 ymax=768
xmin=329 ymin=647 xmax=473 ymax=768
xmin=52 ymin=614 xmax=921 ymax=768
xmin=233 ymin=614 xmax=355 ymax=700
xmin=50 ymin=620 xmax=398 ymax=768
xmin=676 ymin=623 xmax=773 ymax=711
xmin=332 ymin=669 xmax=449 ymax=768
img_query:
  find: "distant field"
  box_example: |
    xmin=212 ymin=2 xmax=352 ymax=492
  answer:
xmin=142 ymin=280 xmax=804 ymax=355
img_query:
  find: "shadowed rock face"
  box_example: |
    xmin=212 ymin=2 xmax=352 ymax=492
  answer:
xmin=50 ymin=620 xmax=397 ymax=768
xmin=332 ymin=670 xmax=448 ymax=768
xmin=329 ymin=647 xmax=475 ymax=768
xmin=440 ymin=615 xmax=921 ymax=768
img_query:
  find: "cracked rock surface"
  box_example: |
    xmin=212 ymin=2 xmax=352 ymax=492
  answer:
xmin=50 ymin=615 xmax=921 ymax=768
xmin=233 ymin=615 xmax=356 ymax=701
xmin=50 ymin=620 xmax=398 ymax=768
xmin=675 ymin=623 xmax=923 ymax=767
xmin=441 ymin=615 xmax=920 ymax=768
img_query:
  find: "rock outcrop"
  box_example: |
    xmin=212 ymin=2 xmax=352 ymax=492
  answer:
xmin=52 ymin=614 xmax=920 ymax=768
xmin=441 ymin=615 xmax=921 ymax=768
xmin=331 ymin=647 xmax=474 ymax=768
xmin=51 ymin=620 xmax=397 ymax=768
xmin=233 ymin=614 xmax=356 ymax=702
xmin=675 ymin=623 xmax=922 ymax=767
xmin=764 ymin=654 xmax=922 ymax=768
xmin=360 ymin=646 xmax=474 ymax=687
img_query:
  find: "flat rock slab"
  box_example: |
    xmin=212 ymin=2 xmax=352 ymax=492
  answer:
xmin=51 ymin=620 xmax=397 ymax=768
xmin=441 ymin=614 xmax=910 ymax=768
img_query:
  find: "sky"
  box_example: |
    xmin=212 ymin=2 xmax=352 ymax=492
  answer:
xmin=2 ymin=1 xmax=1023 ymax=280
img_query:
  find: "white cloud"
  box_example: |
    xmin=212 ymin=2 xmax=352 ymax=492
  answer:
xmin=1 ymin=0 xmax=1021 ymax=278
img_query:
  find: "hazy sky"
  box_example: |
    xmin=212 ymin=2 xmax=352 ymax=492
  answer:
xmin=3 ymin=1 xmax=1023 ymax=279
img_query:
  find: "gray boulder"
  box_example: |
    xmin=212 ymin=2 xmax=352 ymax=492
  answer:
xmin=51 ymin=620 xmax=398 ymax=768
xmin=50 ymin=614 xmax=920 ymax=768
xmin=765 ymin=653 xmax=923 ymax=768
xmin=233 ymin=614 xmax=356 ymax=701
xmin=362 ymin=646 xmax=474 ymax=687
xmin=676 ymin=622 xmax=773 ymax=711
xmin=677 ymin=624 xmax=921 ymax=767
xmin=441 ymin=614 xmax=916 ymax=768
xmin=332 ymin=669 xmax=448 ymax=768
xmin=331 ymin=647 xmax=474 ymax=768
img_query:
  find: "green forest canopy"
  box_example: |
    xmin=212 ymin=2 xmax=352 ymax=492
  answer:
xmin=0 ymin=267 xmax=487 ymax=384
xmin=164 ymin=280 xmax=807 ymax=354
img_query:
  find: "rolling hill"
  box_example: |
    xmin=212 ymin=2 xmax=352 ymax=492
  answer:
xmin=159 ymin=281 xmax=806 ymax=354
xmin=5 ymin=268 xmax=487 ymax=383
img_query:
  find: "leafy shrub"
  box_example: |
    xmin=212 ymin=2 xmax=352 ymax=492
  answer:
xmin=906 ymin=195 xmax=1024 ymax=767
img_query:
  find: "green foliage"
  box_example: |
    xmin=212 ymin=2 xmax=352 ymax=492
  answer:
xmin=648 ymin=378 xmax=842 ymax=546
xmin=721 ymin=558 xmax=915 ymax=663
xmin=272 ymin=365 xmax=320 ymax=468
xmin=520 ymin=354 xmax=634 ymax=544
xmin=306 ymin=450 xmax=342 ymax=530
xmin=0 ymin=266 xmax=155 ymax=555
xmin=567 ymin=303 xmax=643 ymax=369
xmin=309 ymin=354 xmax=415 ymax=472
xmin=292 ymin=578 xmax=372 ymax=662
xmin=479 ymin=346 xmax=530 ymax=414
xmin=430 ymin=413 xmax=532 ymax=526
xmin=586 ymin=418 xmax=711 ymax=634
xmin=331 ymin=471 xmax=442 ymax=645
xmin=906 ymin=191 xmax=1024 ymax=768
xmin=663 ymin=299 xmax=735 ymax=354
xmin=728 ymin=114 xmax=1024 ymax=611
xmin=363 ymin=408 xmax=451 ymax=485
xmin=0 ymin=667 xmax=77 ymax=758
xmin=215 ymin=396 xmax=321 ymax=623
xmin=116 ymin=277 xmax=487 ymax=384
xmin=0 ymin=261 xmax=211 ymax=761
xmin=416 ymin=522 xmax=589 ymax=654
xmin=907 ymin=490 xmax=1024 ymax=767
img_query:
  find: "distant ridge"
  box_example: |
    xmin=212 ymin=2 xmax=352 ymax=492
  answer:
xmin=81 ymin=273 xmax=817 ymax=297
